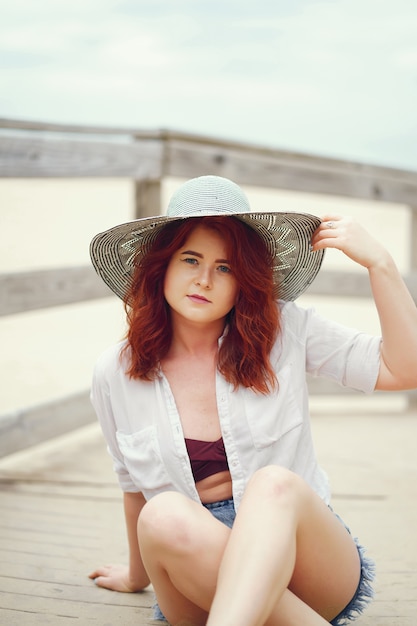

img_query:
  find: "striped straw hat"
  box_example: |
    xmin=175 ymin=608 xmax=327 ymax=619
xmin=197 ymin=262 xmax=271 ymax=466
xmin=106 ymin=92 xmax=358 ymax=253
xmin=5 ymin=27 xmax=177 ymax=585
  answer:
xmin=90 ymin=175 xmax=325 ymax=302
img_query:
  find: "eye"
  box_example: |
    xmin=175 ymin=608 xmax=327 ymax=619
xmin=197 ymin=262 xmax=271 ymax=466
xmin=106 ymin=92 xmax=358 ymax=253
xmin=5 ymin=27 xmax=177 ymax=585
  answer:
xmin=182 ymin=257 xmax=198 ymax=265
xmin=218 ymin=265 xmax=232 ymax=274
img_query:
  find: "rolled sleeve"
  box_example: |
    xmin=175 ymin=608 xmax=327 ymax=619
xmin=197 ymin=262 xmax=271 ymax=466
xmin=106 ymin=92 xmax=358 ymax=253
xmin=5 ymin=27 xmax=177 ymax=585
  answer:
xmin=344 ymin=333 xmax=381 ymax=393
xmin=282 ymin=303 xmax=382 ymax=394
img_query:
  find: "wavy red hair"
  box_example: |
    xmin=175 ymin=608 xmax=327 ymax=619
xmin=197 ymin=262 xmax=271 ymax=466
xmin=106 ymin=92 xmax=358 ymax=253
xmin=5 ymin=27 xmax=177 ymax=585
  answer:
xmin=123 ymin=216 xmax=280 ymax=393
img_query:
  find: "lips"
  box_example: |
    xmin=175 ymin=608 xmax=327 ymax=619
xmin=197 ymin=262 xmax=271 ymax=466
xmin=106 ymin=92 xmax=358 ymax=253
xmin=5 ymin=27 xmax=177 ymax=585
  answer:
xmin=187 ymin=293 xmax=211 ymax=303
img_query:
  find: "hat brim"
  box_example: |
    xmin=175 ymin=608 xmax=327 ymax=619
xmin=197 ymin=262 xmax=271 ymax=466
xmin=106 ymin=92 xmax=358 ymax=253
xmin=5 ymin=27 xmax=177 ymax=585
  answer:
xmin=90 ymin=211 xmax=324 ymax=303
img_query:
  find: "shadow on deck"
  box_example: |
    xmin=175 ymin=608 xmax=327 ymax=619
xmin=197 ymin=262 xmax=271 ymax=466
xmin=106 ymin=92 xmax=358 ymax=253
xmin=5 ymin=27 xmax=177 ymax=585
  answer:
xmin=0 ymin=410 xmax=416 ymax=625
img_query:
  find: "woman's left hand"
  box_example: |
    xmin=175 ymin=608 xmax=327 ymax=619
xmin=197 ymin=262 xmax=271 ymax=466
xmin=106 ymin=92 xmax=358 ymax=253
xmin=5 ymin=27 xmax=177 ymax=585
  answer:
xmin=310 ymin=215 xmax=389 ymax=270
xmin=89 ymin=563 xmax=141 ymax=592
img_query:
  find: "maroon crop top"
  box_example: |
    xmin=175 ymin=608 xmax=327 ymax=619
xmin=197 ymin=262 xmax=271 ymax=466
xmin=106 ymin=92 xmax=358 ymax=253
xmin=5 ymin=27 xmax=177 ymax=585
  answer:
xmin=185 ymin=437 xmax=229 ymax=483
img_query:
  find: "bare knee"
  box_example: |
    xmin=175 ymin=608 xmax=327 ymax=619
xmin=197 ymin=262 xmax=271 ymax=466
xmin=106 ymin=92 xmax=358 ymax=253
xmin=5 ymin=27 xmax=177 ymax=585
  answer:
xmin=138 ymin=492 xmax=200 ymax=554
xmin=247 ymin=465 xmax=303 ymax=503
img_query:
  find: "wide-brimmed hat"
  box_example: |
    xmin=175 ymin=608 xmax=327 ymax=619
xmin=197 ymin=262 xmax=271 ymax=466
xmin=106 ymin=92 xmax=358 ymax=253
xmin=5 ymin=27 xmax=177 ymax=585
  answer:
xmin=90 ymin=175 xmax=325 ymax=302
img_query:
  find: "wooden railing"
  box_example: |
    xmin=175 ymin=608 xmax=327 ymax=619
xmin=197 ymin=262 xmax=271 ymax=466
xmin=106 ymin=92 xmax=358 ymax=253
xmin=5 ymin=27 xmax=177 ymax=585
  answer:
xmin=1 ymin=118 xmax=416 ymax=456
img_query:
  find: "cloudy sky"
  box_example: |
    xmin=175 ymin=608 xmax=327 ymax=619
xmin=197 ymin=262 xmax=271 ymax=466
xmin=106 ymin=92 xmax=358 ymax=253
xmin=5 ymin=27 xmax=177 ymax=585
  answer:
xmin=1 ymin=0 xmax=416 ymax=170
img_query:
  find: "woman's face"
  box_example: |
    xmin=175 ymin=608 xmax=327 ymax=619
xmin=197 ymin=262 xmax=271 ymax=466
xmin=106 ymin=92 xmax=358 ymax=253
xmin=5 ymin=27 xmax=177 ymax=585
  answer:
xmin=164 ymin=225 xmax=239 ymax=328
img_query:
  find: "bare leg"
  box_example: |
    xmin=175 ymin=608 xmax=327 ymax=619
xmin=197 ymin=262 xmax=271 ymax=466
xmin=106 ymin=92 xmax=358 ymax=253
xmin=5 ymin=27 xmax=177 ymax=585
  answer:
xmin=139 ymin=467 xmax=361 ymax=626
xmin=138 ymin=491 xmax=230 ymax=625
xmin=207 ymin=466 xmax=360 ymax=626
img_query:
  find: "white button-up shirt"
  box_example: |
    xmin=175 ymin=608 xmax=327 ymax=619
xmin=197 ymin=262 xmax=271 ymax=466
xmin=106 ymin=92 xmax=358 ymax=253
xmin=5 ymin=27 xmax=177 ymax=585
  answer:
xmin=90 ymin=301 xmax=381 ymax=510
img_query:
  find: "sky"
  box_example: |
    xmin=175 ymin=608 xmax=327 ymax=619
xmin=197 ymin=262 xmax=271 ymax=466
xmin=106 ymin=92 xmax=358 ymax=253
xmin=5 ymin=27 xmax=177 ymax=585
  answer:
xmin=1 ymin=0 xmax=416 ymax=170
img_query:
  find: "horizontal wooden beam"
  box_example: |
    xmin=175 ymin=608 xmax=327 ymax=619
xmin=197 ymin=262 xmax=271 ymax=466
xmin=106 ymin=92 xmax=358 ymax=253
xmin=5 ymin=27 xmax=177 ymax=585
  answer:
xmin=304 ymin=269 xmax=372 ymax=298
xmin=0 ymin=266 xmax=113 ymax=316
xmin=1 ymin=120 xmax=416 ymax=207
xmin=307 ymin=269 xmax=417 ymax=300
xmin=0 ymin=392 xmax=96 ymax=457
xmin=165 ymin=138 xmax=417 ymax=205
xmin=0 ymin=135 xmax=163 ymax=178
xmin=2 ymin=267 xmax=416 ymax=316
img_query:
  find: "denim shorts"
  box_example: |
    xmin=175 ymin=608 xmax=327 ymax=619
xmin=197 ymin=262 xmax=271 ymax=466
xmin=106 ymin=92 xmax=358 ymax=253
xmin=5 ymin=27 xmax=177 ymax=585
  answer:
xmin=153 ymin=498 xmax=375 ymax=625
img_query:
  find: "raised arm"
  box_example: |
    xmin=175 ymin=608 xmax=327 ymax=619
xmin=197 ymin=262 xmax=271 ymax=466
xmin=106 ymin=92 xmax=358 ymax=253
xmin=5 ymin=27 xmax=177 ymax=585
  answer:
xmin=311 ymin=216 xmax=417 ymax=391
xmin=89 ymin=491 xmax=150 ymax=592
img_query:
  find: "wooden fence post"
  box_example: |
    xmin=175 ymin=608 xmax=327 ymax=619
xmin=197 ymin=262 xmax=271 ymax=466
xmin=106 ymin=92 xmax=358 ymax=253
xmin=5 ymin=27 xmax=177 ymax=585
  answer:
xmin=135 ymin=179 xmax=162 ymax=218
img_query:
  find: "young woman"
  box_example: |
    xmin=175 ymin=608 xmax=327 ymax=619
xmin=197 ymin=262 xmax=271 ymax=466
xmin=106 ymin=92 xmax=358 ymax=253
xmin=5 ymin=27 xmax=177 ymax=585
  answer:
xmin=88 ymin=175 xmax=417 ymax=626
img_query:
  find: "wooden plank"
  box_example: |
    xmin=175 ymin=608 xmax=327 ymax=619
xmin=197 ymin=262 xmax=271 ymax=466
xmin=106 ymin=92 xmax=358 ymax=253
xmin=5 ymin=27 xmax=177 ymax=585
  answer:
xmin=0 ymin=488 xmax=122 ymax=532
xmin=0 ymin=392 xmax=96 ymax=457
xmin=0 ymin=266 xmax=114 ymax=316
xmin=0 ymin=577 xmax=153 ymax=608
xmin=1 ymin=121 xmax=416 ymax=206
xmin=305 ymin=270 xmax=372 ymax=298
xmin=165 ymin=138 xmax=417 ymax=205
xmin=0 ymin=583 xmax=153 ymax=623
xmin=0 ymin=470 xmax=154 ymax=626
xmin=1 ymin=118 xmax=414 ymax=189
xmin=306 ymin=269 xmax=417 ymax=301
xmin=0 ymin=135 xmax=163 ymax=178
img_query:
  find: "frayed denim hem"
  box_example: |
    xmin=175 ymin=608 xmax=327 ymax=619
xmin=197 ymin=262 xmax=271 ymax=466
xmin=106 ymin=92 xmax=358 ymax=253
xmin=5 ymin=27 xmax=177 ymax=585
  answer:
xmin=152 ymin=599 xmax=168 ymax=621
xmin=330 ymin=541 xmax=376 ymax=626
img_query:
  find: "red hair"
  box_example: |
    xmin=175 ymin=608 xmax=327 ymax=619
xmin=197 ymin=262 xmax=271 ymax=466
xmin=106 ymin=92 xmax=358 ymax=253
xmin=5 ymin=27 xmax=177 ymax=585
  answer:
xmin=123 ymin=216 xmax=280 ymax=393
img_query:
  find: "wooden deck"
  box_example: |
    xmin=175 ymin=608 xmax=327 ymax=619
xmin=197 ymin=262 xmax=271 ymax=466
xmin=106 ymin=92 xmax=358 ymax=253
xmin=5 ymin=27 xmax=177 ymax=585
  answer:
xmin=0 ymin=408 xmax=416 ymax=625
